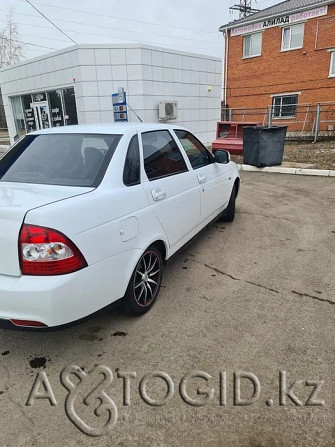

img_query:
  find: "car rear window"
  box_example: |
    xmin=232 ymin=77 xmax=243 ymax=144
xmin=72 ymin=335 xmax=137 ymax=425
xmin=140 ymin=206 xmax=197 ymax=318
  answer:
xmin=0 ymin=133 xmax=122 ymax=187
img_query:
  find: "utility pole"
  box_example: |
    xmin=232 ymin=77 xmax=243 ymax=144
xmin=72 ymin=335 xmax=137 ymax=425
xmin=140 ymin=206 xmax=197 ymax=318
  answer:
xmin=229 ymin=0 xmax=260 ymax=19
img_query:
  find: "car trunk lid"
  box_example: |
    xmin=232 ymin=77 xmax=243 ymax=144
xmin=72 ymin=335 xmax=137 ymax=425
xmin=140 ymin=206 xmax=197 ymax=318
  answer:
xmin=0 ymin=182 xmax=92 ymax=276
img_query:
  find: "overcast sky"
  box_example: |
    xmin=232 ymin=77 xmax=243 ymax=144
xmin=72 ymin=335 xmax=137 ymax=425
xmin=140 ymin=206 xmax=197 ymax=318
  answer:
xmin=0 ymin=0 xmax=280 ymax=61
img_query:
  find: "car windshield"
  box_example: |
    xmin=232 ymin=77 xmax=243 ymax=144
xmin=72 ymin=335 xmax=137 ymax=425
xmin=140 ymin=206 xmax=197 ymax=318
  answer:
xmin=0 ymin=133 xmax=122 ymax=187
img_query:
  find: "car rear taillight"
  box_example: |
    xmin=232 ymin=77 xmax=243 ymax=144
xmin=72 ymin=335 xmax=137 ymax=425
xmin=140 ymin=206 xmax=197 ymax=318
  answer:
xmin=19 ymin=224 xmax=87 ymax=276
xmin=10 ymin=319 xmax=47 ymax=328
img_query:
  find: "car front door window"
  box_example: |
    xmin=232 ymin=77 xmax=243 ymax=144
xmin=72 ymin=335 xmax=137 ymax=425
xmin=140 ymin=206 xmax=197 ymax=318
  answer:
xmin=174 ymin=129 xmax=213 ymax=169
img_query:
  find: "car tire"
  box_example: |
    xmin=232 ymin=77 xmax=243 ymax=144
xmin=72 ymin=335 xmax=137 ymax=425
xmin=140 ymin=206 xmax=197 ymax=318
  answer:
xmin=122 ymin=245 xmax=163 ymax=315
xmin=220 ymin=184 xmax=236 ymax=222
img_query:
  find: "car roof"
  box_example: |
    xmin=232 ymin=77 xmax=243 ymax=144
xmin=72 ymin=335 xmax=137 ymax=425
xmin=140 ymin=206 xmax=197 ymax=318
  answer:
xmin=31 ymin=123 xmax=186 ymax=136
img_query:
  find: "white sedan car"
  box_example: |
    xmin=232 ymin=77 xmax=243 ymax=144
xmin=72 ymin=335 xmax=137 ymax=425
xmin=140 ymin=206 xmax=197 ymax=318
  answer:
xmin=0 ymin=123 xmax=239 ymax=329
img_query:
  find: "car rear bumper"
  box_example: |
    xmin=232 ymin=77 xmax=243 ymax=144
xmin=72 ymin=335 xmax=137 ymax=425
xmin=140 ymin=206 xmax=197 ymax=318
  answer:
xmin=0 ymin=249 xmax=142 ymax=328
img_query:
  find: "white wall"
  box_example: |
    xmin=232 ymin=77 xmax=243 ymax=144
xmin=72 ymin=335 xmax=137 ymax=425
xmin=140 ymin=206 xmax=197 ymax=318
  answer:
xmin=0 ymin=44 xmax=222 ymax=145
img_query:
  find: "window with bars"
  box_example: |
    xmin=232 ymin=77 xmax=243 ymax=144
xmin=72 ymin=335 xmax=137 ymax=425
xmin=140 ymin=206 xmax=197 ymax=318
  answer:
xmin=272 ymin=95 xmax=298 ymax=118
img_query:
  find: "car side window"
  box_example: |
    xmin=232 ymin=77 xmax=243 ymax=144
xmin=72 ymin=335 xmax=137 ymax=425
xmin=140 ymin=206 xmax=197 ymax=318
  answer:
xmin=123 ymin=135 xmax=140 ymax=186
xmin=174 ymin=129 xmax=212 ymax=169
xmin=142 ymin=130 xmax=188 ymax=181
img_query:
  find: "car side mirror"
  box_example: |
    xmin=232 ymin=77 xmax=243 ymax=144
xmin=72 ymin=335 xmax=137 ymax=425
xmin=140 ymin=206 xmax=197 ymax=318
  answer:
xmin=213 ymin=150 xmax=230 ymax=164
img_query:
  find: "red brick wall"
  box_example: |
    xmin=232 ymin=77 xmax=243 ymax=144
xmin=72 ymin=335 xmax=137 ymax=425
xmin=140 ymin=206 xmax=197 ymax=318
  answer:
xmin=226 ymin=3 xmax=335 ymax=114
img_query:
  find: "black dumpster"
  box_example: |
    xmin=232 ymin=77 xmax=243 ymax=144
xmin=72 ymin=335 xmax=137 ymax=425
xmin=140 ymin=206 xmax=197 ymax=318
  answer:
xmin=242 ymin=126 xmax=287 ymax=167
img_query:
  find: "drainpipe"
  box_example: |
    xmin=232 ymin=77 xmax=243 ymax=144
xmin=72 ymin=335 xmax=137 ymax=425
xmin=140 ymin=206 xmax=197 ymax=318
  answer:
xmin=223 ymin=28 xmax=229 ymax=108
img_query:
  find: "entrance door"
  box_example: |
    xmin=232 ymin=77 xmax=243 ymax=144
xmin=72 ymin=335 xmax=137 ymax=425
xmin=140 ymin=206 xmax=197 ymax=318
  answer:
xmin=31 ymin=101 xmax=51 ymax=129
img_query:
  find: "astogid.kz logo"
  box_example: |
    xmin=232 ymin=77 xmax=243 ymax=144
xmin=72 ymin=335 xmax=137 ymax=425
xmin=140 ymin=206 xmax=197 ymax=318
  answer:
xmin=61 ymin=365 xmax=118 ymax=437
xmin=25 ymin=366 xmax=326 ymax=437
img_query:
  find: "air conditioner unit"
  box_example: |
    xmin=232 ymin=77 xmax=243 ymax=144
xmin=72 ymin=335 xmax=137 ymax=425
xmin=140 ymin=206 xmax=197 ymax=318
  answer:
xmin=158 ymin=101 xmax=178 ymax=120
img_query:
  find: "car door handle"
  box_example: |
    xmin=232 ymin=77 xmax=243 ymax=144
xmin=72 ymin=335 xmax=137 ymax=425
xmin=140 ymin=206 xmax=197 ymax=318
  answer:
xmin=152 ymin=188 xmax=166 ymax=201
xmin=197 ymin=174 xmax=206 ymax=184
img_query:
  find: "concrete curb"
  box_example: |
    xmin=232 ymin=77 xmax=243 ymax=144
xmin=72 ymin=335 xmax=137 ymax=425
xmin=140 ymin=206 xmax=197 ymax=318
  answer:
xmin=237 ymin=164 xmax=335 ymax=177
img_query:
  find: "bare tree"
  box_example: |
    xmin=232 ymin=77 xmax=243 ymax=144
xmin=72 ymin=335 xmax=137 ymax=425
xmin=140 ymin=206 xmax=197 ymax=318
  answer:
xmin=0 ymin=9 xmax=25 ymax=68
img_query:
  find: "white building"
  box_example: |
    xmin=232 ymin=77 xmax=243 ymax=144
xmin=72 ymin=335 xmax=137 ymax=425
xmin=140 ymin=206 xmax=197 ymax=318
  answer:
xmin=0 ymin=44 xmax=222 ymax=145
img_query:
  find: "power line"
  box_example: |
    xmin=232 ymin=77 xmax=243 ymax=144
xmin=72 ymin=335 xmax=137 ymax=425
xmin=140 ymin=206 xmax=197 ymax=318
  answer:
xmin=32 ymin=1 xmax=218 ymax=35
xmin=58 ymin=28 xmax=221 ymax=52
xmin=25 ymin=0 xmax=77 ymax=44
xmin=0 ymin=5 xmax=223 ymax=57
xmin=17 ymin=40 xmax=57 ymax=50
xmin=28 ymin=47 xmax=52 ymax=52
xmin=0 ymin=19 xmax=69 ymax=42
xmin=0 ymin=10 xmax=222 ymax=46
xmin=19 ymin=32 xmax=68 ymax=43
xmin=0 ymin=18 xmax=222 ymax=53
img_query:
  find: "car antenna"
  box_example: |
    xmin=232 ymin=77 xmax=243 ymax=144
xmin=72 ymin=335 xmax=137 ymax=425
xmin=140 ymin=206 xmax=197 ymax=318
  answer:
xmin=126 ymin=102 xmax=143 ymax=122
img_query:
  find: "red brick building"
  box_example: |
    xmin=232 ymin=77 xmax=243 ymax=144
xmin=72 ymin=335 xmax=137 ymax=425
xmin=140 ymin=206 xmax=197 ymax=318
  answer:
xmin=220 ymin=0 xmax=335 ymax=132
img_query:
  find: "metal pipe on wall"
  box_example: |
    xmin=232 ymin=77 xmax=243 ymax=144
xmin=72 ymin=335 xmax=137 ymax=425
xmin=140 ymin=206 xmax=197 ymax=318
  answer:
xmin=223 ymin=28 xmax=229 ymax=108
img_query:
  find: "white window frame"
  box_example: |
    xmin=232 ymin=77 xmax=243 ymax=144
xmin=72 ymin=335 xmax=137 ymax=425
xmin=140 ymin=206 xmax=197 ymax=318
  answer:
xmin=281 ymin=23 xmax=304 ymax=52
xmin=329 ymin=51 xmax=335 ymax=77
xmin=243 ymin=32 xmax=262 ymax=59
xmin=272 ymin=94 xmax=299 ymax=119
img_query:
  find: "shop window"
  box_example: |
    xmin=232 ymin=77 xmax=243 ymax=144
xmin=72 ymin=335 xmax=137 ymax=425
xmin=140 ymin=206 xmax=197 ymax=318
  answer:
xmin=330 ymin=52 xmax=335 ymax=77
xmin=282 ymin=23 xmax=304 ymax=51
xmin=63 ymin=88 xmax=78 ymax=125
xmin=243 ymin=32 xmax=262 ymax=58
xmin=272 ymin=95 xmax=298 ymax=118
xmin=48 ymin=90 xmax=64 ymax=127
xmin=21 ymin=94 xmax=36 ymax=132
xmin=11 ymin=96 xmax=26 ymax=137
xmin=11 ymin=87 xmax=78 ymax=137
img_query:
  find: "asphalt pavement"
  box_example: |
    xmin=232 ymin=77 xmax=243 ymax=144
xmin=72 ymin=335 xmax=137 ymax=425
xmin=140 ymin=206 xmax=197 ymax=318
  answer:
xmin=0 ymin=171 xmax=334 ymax=447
